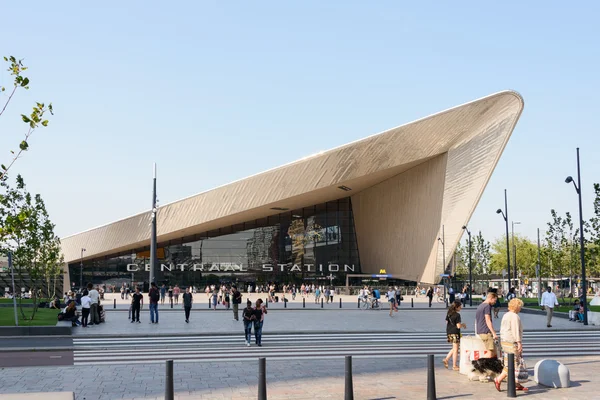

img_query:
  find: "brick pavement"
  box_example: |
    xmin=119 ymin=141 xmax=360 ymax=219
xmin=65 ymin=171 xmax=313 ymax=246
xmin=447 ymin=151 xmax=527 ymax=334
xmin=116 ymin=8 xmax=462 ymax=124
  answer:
xmin=0 ymin=356 xmax=597 ymax=399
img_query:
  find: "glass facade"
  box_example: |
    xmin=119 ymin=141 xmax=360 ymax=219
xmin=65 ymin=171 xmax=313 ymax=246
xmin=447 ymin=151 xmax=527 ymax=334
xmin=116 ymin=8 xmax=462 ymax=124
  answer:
xmin=69 ymin=197 xmax=361 ymax=289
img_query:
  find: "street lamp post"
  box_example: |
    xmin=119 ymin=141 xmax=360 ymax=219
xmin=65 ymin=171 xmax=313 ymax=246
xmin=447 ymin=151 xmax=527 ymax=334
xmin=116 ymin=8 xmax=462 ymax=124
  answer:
xmin=150 ymin=163 xmax=158 ymax=286
xmin=496 ymin=189 xmax=512 ymax=294
xmin=80 ymin=248 xmax=86 ymax=290
xmin=565 ymin=147 xmax=588 ymax=326
xmin=462 ymin=225 xmax=473 ymax=307
xmin=438 ymin=225 xmax=446 ymax=305
xmin=512 ymin=221 xmax=521 ymax=291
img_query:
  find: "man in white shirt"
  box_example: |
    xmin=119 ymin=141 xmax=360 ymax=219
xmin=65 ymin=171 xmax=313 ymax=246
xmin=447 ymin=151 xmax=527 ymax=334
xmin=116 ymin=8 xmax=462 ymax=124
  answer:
xmin=88 ymin=283 xmax=100 ymax=325
xmin=540 ymin=286 xmax=559 ymax=328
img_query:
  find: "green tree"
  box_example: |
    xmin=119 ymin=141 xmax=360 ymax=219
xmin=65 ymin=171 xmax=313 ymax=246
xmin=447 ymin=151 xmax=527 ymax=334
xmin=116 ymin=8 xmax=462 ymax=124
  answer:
xmin=473 ymin=231 xmax=491 ymax=275
xmin=453 ymin=241 xmax=469 ymax=277
xmin=585 ymin=183 xmax=600 ymax=278
xmin=1 ymin=56 xmax=53 ymax=181
xmin=0 ymin=175 xmax=63 ymax=320
xmin=545 ymin=209 xmax=568 ymax=279
xmin=490 ymin=234 xmax=538 ymax=279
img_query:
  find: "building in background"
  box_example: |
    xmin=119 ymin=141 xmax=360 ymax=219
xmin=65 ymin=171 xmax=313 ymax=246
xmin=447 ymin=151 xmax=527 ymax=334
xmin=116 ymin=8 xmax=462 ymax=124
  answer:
xmin=59 ymin=91 xmax=524 ymax=291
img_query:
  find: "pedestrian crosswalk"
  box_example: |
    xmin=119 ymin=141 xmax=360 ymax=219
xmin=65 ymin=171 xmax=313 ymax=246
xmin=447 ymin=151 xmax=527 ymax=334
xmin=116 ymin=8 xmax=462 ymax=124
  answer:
xmin=72 ymin=330 xmax=600 ymax=365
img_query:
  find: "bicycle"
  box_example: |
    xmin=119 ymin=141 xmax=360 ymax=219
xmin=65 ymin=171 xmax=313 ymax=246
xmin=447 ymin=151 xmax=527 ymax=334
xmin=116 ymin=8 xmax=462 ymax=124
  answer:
xmin=437 ymin=294 xmax=447 ymax=303
xmin=360 ymin=296 xmax=381 ymax=310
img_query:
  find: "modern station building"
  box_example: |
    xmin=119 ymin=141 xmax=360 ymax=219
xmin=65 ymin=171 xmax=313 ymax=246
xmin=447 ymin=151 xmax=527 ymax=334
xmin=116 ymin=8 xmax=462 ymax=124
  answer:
xmin=60 ymin=91 xmax=523 ymax=292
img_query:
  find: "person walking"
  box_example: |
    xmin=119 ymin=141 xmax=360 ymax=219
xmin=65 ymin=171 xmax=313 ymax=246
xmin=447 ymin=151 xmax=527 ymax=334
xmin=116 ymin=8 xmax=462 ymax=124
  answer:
xmin=494 ymin=298 xmax=528 ymax=392
xmin=211 ymin=289 xmax=218 ymax=310
xmin=149 ymin=282 xmax=160 ymax=324
xmin=81 ymin=291 xmax=91 ymax=328
xmin=387 ymin=286 xmax=397 ymax=317
xmin=475 ymin=291 xmax=499 ymax=357
xmin=442 ymin=300 xmax=466 ymax=371
xmin=231 ymin=285 xmax=242 ymax=321
xmin=174 ymin=284 xmax=180 ymax=305
xmin=168 ymin=286 xmax=174 ymax=307
xmin=183 ymin=287 xmax=193 ymax=323
xmin=160 ymin=284 xmax=166 ymax=305
xmin=243 ymin=299 xmax=255 ymax=347
xmin=426 ymin=286 xmax=434 ymax=308
xmin=131 ymin=286 xmax=143 ymax=323
xmin=253 ymin=298 xmax=267 ymax=347
xmin=540 ymin=286 xmax=559 ymax=328
xmin=88 ymin=283 xmax=100 ymax=326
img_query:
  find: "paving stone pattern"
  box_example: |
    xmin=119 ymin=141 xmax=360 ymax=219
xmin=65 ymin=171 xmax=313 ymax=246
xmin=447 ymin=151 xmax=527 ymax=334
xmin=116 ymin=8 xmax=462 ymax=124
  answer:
xmin=0 ymin=356 xmax=598 ymax=399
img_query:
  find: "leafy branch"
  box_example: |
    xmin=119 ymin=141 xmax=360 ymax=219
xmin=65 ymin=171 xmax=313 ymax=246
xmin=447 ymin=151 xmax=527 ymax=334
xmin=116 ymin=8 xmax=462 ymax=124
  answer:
xmin=0 ymin=56 xmax=53 ymax=182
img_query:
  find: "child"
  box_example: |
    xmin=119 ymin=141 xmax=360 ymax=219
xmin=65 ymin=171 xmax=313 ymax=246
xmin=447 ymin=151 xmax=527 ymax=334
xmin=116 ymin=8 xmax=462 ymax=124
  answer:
xmin=569 ymin=299 xmax=579 ymax=321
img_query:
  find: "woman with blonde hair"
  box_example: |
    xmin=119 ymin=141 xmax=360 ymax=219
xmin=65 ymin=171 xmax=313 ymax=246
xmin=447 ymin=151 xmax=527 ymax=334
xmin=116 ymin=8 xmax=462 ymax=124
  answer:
xmin=494 ymin=298 xmax=528 ymax=392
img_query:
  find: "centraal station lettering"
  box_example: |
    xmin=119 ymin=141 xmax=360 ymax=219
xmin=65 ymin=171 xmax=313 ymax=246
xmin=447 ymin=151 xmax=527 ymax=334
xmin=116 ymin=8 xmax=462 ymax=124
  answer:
xmin=126 ymin=263 xmax=355 ymax=273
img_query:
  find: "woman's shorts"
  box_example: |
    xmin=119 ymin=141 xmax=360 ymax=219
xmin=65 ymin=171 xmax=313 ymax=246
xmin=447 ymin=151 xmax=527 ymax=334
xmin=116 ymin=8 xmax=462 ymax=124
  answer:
xmin=447 ymin=334 xmax=461 ymax=344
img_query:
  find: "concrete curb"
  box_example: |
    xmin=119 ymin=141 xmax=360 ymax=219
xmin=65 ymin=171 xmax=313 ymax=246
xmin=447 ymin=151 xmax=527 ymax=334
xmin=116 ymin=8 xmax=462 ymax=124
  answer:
xmin=0 ymin=326 xmax=72 ymax=336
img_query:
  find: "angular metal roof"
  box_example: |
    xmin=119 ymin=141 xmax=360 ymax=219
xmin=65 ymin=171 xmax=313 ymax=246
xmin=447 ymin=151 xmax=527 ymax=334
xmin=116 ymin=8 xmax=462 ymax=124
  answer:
xmin=61 ymin=90 xmax=524 ymax=281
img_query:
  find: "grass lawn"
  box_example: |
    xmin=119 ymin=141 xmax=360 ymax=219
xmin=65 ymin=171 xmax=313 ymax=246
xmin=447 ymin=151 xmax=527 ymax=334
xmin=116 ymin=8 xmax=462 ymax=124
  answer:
xmin=0 ymin=307 xmax=59 ymax=326
xmin=526 ymin=305 xmax=600 ymax=313
xmin=0 ymin=298 xmax=51 ymax=304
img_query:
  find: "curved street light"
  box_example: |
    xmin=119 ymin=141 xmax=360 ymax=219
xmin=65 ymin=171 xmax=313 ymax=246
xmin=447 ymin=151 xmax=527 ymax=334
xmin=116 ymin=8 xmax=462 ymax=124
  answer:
xmin=462 ymin=225 xmax=473 ymax=306
xmin=496 ymin=189 xmax=512 ymax=294
xmin=565 ymin=148 xmax=588 ymax=325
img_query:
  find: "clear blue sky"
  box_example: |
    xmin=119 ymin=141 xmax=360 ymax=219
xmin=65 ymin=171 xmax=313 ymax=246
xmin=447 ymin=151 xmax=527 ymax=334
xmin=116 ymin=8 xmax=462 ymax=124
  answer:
xmin=1 ymin=2 xmax=599 ymax=245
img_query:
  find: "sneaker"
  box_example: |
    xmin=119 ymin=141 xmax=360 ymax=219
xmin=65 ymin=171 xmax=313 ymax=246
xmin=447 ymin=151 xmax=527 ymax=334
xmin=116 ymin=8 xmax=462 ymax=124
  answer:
xmin=137 ymin=320 xmax=141 ymax=323
xmin=246 ymin=342 xmax=250 ymax=347
xmin=258 ymin=343 xmax=262 ymax=347
xmin=131 ymin=320 xmax=135 ymax=323
xmin=185 ymin=319 xmax=189 ymax=323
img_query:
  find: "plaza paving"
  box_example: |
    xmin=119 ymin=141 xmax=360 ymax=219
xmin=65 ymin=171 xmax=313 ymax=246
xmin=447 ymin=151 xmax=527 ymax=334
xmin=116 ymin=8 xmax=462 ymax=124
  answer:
xmin=0 ymin=356 xmax=597 ymax=399
xmin=73 ymin=299 xmax=597 ymax=336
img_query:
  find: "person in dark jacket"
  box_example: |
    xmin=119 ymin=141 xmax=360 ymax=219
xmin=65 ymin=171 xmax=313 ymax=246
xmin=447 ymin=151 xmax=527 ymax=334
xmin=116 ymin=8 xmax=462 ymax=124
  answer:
xmin=183 ymin=287 xmax=193 ymax=323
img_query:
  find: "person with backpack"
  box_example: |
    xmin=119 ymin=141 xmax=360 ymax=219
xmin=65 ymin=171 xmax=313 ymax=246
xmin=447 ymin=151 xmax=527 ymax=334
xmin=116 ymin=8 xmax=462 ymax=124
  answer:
xmin=149 ymin=282 xmax=160 ymax=324
xmin=231 ymin=285 xmax=242 ymax=321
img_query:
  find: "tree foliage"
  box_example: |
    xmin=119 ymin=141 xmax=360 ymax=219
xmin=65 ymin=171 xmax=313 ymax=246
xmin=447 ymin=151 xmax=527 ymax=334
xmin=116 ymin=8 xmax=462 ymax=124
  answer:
xmin=0 ymin=175 xmax=63 ymax=320
xmin=1 ymin=56 xmax=53 ymax=181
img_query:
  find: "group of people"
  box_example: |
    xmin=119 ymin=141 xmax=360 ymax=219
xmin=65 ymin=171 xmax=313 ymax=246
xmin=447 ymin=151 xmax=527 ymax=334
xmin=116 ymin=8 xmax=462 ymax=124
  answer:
xmin=242 ymin=298 xmax=268 ymax=346
xmin=441 ymin=289 xmax=529 ymax=393
xmin=57 ymin=283 xmax=104 ymax=327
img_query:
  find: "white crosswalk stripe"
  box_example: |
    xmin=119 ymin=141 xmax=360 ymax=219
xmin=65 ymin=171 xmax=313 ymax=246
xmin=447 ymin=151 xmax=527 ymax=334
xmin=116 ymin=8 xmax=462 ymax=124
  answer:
xmin=72 ymin=330 xmax=600 ymax=365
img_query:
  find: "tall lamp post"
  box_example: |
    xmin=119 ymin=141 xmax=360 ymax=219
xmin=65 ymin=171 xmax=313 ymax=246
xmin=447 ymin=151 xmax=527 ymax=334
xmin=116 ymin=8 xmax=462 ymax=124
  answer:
xmin=496 ymin=189 xmax=511 ymax=294
xmin=79 ymin=248 xmax=86 ymax=290
xmin=462 ymin=225 xmax=473 ymax=306
xmin=438 ymin=225 xmax=446 ymax=305
xmin=150 ymin=163 xmax=158 ymax=286
xmin=565 ymin=147 xmax=588 ymax=325
xmin=512 ymin=221 xmax=521 ymax=291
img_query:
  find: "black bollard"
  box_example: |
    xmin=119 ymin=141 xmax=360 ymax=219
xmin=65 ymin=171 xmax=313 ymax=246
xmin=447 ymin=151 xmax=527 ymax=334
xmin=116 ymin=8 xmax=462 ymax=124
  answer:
xmin=507 ymin=353 xmax=516 ymax=398
xmin=165 ymin=360 xmax=174 ymax=400
xmin=344 ymin=355 xmax=354 ymax=400
xmin=411 ymin=298 xmax=414 ymax=308
xmin=284 ymin=298 xmax=287 ymax=308
xmin=427 ymin=354 xmax=437 ymax=400
xmin=321 ymin=298 xmax=324 ymax=308
xmin=339 ymin=298 xmax=342 ymax=308
xmin=265 ymin=298 xmax=268 ymax=309
xmin=208 ymin=298 xmax=210 ymax=309
xmin=357 ymin=298 xmax=360 ymax=309
xmin=303 ymin=298 xmax=305 ymax=308
xmin=258 ymin=357 xmax=267 ymax=400
xmin=114 ymin=299 xmax=116 ymax=309
xmin=171 ymin=299 xmax=173 ymax=309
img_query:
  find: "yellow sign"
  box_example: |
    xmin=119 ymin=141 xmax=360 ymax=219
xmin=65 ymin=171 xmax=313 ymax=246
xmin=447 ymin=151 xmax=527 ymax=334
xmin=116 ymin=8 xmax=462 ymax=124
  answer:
xmin=379 ymin=269 xmax=386 ymax=274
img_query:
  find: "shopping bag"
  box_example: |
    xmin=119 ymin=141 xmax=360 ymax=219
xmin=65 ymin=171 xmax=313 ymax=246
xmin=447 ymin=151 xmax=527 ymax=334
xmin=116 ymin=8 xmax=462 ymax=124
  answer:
xmin=515 ymin=356 xmax=529 ymax=383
